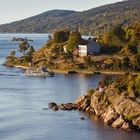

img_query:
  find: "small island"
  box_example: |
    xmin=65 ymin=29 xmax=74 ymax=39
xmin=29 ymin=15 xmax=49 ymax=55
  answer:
xmin=5 ymin=22 xmax=140 ymax=75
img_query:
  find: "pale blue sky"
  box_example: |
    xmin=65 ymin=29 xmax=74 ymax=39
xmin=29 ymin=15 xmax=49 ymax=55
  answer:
xmin=0 ymin=0 xmax=123 ymax=24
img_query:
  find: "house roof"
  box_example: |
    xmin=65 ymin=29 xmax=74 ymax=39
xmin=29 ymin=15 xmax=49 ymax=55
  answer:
xmin=79 ymin=39 xmax=90 ymax=45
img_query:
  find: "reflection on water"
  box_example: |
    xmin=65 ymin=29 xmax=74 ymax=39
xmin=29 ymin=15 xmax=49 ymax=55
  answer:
xmin=0 ymin=34 xmax=139 ymax=140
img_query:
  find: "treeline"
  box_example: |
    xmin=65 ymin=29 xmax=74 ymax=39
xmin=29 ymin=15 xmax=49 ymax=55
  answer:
xmin=99 ymin=22 xmax=140 ymax=71
xmin=0 ymin=0 xmax=140 ymax=36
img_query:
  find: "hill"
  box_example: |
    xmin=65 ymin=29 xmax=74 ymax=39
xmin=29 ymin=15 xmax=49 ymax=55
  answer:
xmin=0 ymin=0 xmax=140 ymax=35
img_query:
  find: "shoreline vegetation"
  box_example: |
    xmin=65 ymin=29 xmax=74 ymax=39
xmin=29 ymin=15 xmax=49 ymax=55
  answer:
xmin=4 ymin=63 xmax=140 ymax=75
xmin=5 ymin=22 xmax=140 ymax=75
xmin=4 ymin=22 xmax=140 ymax=131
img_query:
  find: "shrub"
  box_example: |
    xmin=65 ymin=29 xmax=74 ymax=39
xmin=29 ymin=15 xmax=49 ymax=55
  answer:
xmin=83 ymin=56 xmax=92 ymax=67
xmin=87 ymin=88 xmax=94 ymax=98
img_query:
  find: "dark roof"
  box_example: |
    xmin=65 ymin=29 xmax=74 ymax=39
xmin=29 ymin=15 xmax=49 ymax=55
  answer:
xmin=79 ymin=39 xmax=89 ymax=45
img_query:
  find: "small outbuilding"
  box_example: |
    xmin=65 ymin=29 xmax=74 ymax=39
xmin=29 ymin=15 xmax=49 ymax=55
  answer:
xmin=78 ymin=41 xmax=100 ymax=57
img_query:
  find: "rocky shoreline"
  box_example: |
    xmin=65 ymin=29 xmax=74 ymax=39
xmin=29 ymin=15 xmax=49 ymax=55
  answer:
xmin=48 ymin=86 xmax=140 ymax=132
xmin=4 ymin=63 xmax=140 ymax=76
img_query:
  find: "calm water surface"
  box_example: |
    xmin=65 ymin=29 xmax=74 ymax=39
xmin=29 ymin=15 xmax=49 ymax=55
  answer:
xmin=0 ymin=33 xmax=139 ymax=140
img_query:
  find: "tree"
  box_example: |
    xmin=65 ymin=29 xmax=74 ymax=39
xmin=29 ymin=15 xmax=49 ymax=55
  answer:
xmin=19 ymin=41 xmax=30 ymax=55
xmin=53 ymin=30 xmax=70 ymax=43
xmin=28 ymin=46 xmax=35 ymax=56
xmin=137 ymin=42 xmax=140 ymax=55
xmin=102 ymin=32 xmax=111 ymax=45
xmin=48 ymin=34 xmax=52 ymax=42
xmin=10 ymin=50 xmax=16 ymax=57
xmin=67 ymin=31 xmax=81 ymax=52
xmin=83 ymin=56 xmax=92 ymax=67
xmin=111 ymin=25 xmax=125 ymax=41
xmin=63 ymin=51 xmax=73 ymax=62
xmin=135 ymin=74 xmax=140 ymax=96
xmin=122 ymin=57 xmax=131 ymax=70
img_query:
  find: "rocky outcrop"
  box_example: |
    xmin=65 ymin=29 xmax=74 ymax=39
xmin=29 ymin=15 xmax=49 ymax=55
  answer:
xmin=103 ymin=106 xmax=119 ymax=125
xmin=48 ymin=87 xmax=140 ymax=131
xmin=112 ymin=116 xmax=125 ymax=128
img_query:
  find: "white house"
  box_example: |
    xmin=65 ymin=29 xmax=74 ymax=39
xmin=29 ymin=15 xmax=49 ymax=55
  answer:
xmin=78 ymin=41 xmax=100 ymax=57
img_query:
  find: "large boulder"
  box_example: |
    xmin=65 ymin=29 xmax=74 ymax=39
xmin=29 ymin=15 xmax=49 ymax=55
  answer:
xmin=75 ymin=95 xmax=86 ymax=107
xmin=103 ymin=105 xmax=119 ymax=125
xmin=79 ymin=99 xmax=90 ymax=111
xmin=106 ymin=88 xmax=140 ymax=127
xmin=112 ymin=116 xmax=125 ymax=128
xmin=48 ymin=102 xmax=57 ymax=109
xmin=133 ymin=116 xmax=140 ymax=128
xmin=121 ymin=122 xmax=136 ymax=131
xmin=90 ymin=91 xmax=109 ymax=116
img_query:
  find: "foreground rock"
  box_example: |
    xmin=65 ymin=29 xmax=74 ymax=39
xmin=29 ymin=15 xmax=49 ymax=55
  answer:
xmin=48 ymin=88 xmax=140 ymax=132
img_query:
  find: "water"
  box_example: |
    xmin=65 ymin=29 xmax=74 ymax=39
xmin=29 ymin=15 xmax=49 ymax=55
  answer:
xmin=0 ymin=33 xmax=139 ymax=140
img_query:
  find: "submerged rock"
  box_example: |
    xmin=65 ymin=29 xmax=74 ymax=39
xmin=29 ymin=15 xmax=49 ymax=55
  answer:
xmin=80 ymin=117 xmax=85 ymax=120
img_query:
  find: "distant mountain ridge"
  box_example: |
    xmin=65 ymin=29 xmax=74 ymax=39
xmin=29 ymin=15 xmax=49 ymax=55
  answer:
xmin=0 ymin=0 xmax=140 ymax=35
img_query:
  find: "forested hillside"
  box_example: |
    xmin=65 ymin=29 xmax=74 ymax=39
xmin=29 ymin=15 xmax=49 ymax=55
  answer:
xmin=0 ymin=0 xmax=140 ymax=35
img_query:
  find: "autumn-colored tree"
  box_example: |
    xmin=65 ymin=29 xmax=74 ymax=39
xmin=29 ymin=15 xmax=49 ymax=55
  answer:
xmin=67 ymin=31 xmax=81 ymax=52
xmin=19 ymin=41 xmax=30 ymax=55
xmin=102 ymin=32 xmax=111 ymax=45
xmin=53 ymin=30 xmax=70 ymax=43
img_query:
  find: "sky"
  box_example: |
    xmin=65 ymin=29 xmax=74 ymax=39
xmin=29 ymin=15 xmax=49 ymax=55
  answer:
xmin=0 ymin=0 xmax=123 ymax=24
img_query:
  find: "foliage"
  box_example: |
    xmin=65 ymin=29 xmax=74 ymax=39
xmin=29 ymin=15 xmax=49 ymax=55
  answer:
xmin=53 ymin=30 xmax=70 ymax=43
xmin=83 ymin=56 xmax=92 ymax=67
xmin=135 ymin=75 xmax=140 ymax=95
xmin=63 ymin=51 xmax=73 ymax=62
xmin=87 ymin=88 xmax=94 ymax=98
xmin=18 ymin=41 xmax=29 ymax=55
xmin=122 ymin=57 xmax=131 ymax=70
xmin=27 ymin=46 xmax=35 ymax=56
xmin=103 ymin=76 xmax=112 ymax=86
xmin=10 ymin=50 xmax=16 ymax=57
xmin=114 ymin=74 xmax=140 ymax=97
xmin=67 ymin=31 xmax=81 ymax=52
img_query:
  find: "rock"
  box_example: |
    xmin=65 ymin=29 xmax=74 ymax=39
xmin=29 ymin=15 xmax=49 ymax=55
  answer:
xmin=58 ymin=103 xmax=78 ymax=111
xmin=43 ymin=108 xmax=48 ymax=110
xmin=52 ymin=105 xmax=59 ymax=111
xmin=129 ymin=91 xmax=136 ymax=99
xmin=104 ymin=106 xmax=119 ymax=125
xmin=121 ymin=122 xmax=134 ymax=131
xmin=90 ymin=91 xmax=108 ymax=116
xmin=79 ymin=99 xmax=90 ymax=111
xmin=107 ymin=88 xmax=140 ymax=125
xmin=80 ymin=117 xmax=85 ymax=120
xmin=48 ymin=102 xmax=59 ymax=111
xmin=112 ymin=116 xmax=125 ymax=128
xmin=133 ymin=116 xmax=140 ymax=128
xmin=136 ymin=98 xmax=140 ymax=104
xmin=48 ymin=102 xmax=57 ymax=109
xmin=75 ymin=95 xmax=86 ymax=107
